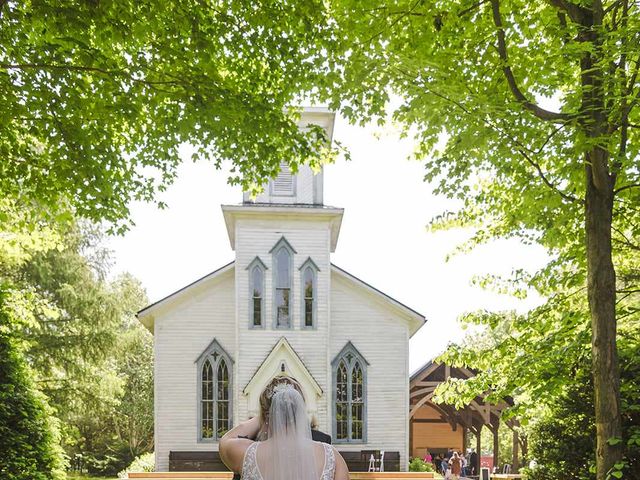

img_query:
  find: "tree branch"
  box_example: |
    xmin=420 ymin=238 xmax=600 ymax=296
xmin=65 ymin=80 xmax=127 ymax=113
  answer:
xmin=547 ymin=0 xmax=591 ymax=24
xmin=614 ymin=183 xmax=640 ymax=194
xmin=612 ymin=226 xmax=640 ymax=251
xmin=394 ymin=66 xmax=581 ymax=203
xmin=459 ymin=0 xmax=492 ymax=18
xmin=616 ymin=288 xmax=640 ymax=294
xmin=516 ymin=147 xmax=581 ymax=203
xmin=603 ymin=0 xmax=626 ymax=16
xmin=490 ymin=0 xmax=572 ymax=123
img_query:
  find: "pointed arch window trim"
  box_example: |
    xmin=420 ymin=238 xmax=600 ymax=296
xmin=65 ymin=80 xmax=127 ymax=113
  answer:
xmin=246 ymin=257 xmax=267 ymax=329
xmin=270 ymin=237 xmax=296 ymax=329
xmin=299 ymin=257 xmax=320 ymax=329
xmin=195 ymin=339 xmax=234 ymax=443
xmin=331 ymin=341 xmax=368 ymax=443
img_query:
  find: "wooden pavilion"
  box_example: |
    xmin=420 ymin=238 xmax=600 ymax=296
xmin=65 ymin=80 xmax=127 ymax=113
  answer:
xmin=409 ymin=361 xmax=527 ymax=472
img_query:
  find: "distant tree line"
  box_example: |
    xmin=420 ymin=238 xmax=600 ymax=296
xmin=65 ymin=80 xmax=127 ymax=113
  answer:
xmin=1 ymin=214 xmax=153 ymax=478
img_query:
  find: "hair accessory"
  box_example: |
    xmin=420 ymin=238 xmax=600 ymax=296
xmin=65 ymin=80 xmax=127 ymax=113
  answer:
xmin=270 ymin=382 xmax=296 ymax=398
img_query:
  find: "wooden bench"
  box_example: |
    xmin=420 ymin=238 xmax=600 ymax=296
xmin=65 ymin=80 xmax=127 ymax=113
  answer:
xmin=128 ymin=473 xmax=435 ymax=479
xmin=168 ymin=450 xmax=401 ymax=472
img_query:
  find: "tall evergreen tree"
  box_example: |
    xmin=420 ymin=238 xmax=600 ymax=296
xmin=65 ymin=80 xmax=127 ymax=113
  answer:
xmin=0 ymin=290 xmax=66 ymax=480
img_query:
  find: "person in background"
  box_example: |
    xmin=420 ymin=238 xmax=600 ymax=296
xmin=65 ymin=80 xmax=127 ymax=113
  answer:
xmin=441 ymin=455 xmax=449 ymax=476
xmin=423 ymin=450 xmax=433 ymax=465
xmin=469 ymin=448 xmax=479 ymax=476
xmin=446 ymin=448 xmax=454 ymax=461
xmin=461 ymin=452 xmax=467 ymax=477
xmin=449 ymin=451 xmax=462 ymax=480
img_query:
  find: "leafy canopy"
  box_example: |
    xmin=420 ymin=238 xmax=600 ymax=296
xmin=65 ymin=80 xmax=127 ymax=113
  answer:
xmin=1 ymin=0 xmax=334 ymax=229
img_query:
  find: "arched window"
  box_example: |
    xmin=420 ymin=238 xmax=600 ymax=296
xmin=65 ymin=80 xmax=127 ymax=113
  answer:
xmin=332 ymin=342 xmax=368 ymax=443
xmin=196 ymin=339 xmax=233 ymax=442
xmin=246 ymin=257 xmax=267 ymax=328
xmin=270 ymin=237 xmax=296 ymax=328
xmin=299 ymin=257 xmax=319 ymax=328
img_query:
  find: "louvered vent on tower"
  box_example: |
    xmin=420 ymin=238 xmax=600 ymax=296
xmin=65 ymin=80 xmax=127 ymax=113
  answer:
xmin=271 ymin=163 xmax=295 ymax=196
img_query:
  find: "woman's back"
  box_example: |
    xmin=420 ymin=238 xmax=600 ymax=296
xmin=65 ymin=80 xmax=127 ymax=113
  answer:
xmin=242 ymin=440 xmax=335 ymax=480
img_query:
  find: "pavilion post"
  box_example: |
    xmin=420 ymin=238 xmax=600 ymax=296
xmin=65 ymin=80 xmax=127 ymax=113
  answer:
xmin=462 ymin=427 xmax=467 ymax=454
xmin=409 ymin=416 xmax=414 ymax=459
xmin=476 ymin=427 xmax=482 ymax=474
xmin=512 ymin=430 xmax=519 ymax=471
xmin=492 ymin=424 xmax=499 ymax=471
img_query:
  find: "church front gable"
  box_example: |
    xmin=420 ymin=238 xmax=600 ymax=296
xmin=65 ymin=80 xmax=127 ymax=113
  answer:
xmin=242 ymin=337 xmax=323 ymax=417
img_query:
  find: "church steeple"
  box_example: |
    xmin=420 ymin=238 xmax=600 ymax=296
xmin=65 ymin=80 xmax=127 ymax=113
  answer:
xmin=242 ymin=107 xmax=335 ymax=206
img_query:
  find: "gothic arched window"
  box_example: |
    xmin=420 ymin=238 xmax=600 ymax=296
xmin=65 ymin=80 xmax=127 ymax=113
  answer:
xmin=270 ymin=237 xmax=296 ymax=328
xmin=332 ymin=342 xmax=368 ymax=443
xmin=299 ymin=257 xmax=319 ymax=328
xmin=196 ymin=339 xmax=233 ymax=441
xmin=246 ymin=257 xmax=267 ymax=328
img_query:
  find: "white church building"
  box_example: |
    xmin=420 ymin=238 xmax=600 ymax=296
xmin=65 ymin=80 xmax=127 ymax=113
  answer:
xmin=137 ymin=109 xmax=425 ymax=472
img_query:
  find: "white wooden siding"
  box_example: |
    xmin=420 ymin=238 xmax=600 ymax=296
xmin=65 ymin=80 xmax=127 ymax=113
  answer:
xmin=330 ymin=272 xmax=410 ymax=470
xmin=151 ymin=213 xmax=412 ymax=472
xmin=154 ymin=268 xmax=236 ymax=471
xmin=234 ymin=217 xmax=331 ymax=433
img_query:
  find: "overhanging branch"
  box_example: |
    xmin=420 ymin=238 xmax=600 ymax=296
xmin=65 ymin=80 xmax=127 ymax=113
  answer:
xmin=516 ymin=147 xmax=581 ymax=203
xmin=393 ymin=66 xmax=580 ymax=204
xmin=614 ymin=183 xmax=640 ymax=194
xmin=490 ymin=0 xmax=572 ymax=123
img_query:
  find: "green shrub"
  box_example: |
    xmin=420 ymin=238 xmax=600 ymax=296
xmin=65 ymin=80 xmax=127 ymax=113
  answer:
xmin=86 ymin=454 xmax=126 ymax=477
xmin=0 ymin=292 xmax=66 ymax=480
xmin=118 ymin=452 xmax=155 ymax=478
xmin=409 ymin=457 xmax=436 ymax=472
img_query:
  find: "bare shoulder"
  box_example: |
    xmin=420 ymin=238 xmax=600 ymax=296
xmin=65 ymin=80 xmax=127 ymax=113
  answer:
xmin=219 ymin=437 xmax=255 ymax=474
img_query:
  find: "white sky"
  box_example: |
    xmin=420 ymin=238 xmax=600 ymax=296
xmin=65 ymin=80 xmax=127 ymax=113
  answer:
xmin=107 ymin=114 xmax=549 ymax=373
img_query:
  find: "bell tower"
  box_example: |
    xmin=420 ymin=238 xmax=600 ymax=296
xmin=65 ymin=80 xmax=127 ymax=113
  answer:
xmin=242 ymin=107 xmax=335 ymax=206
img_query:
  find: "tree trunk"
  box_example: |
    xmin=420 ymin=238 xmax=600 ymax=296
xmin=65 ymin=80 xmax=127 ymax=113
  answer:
xmin=579 ymin=2 xmax=624 ymax=476
xmin=585 ymin=158 xmax=623 ymax=479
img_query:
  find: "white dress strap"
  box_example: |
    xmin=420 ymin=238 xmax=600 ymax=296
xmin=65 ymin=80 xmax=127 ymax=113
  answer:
xmin=241 ymin=442 xmax=262 ymax=480
xmin=321 ymin=443 xmax=336 ymax=480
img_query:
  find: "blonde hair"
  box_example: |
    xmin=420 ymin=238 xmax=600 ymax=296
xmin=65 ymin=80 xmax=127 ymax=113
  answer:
xmin=258 ymin=375 xmax=305 ymax=431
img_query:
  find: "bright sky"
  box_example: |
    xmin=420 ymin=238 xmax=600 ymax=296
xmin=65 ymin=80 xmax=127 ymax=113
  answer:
xmin=107 ymin=114 xmax=549 ymax=373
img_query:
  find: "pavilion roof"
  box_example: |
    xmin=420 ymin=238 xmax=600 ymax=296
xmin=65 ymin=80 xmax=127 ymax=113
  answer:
xmin=409 ymin=360 xmax=517 ymax=434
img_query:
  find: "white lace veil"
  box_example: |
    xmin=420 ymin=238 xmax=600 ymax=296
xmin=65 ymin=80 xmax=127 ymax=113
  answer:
xmin=257 ymin=383 xmax=319 ymax=480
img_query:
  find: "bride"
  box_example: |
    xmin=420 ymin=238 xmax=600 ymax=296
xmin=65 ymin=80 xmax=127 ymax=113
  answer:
xmin=220 ymin=376 xmax=349 ymax=480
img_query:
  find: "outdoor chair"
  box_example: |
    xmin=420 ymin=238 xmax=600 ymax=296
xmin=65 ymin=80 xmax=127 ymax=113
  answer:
xmin=361 ymin=450 xmax=385 ymax=472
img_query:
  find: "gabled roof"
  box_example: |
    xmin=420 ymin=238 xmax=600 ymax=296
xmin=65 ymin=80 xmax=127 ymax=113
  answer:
xmin=136 ymin=261 xmax=235 ymax=332
xmin=135 ymin=260 xmax=427 ymax=337
xmin=331 ymin=263 xmax=426 ymax=337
